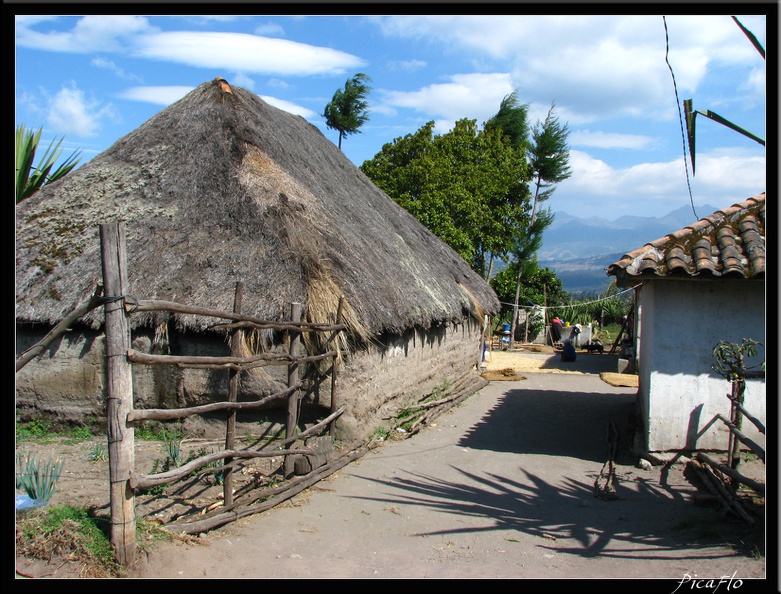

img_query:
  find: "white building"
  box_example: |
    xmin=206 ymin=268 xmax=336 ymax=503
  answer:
xmin=607 ymin=193 xmax=766 ymax=454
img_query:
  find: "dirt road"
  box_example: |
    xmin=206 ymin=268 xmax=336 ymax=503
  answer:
xmin=126 ymin=351 xmax=766 ymax=581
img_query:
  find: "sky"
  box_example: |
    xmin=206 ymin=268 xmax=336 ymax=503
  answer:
xmin=14 ymin=12 xmax=769 ymax=221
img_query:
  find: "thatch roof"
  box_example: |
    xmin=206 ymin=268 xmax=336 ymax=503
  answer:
xmin=16 ymin=78 xmax=499 ymax=340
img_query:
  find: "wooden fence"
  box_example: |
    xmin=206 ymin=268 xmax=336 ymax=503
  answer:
xmin=16 ymin=222 xmax=489 ymax=568
xmin=691 ymin=370 xmax=766 ymax=524
xmin=16 ymin=222 xmax=356 ymax=567
xmin=98 ymin=222 xmax=360 ymax=565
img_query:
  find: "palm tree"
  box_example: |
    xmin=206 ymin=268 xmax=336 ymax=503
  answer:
xmin=16 ymin=124 xmax=82 ymax=203
xmin=322 ymin=73 xmax=372 ymax=150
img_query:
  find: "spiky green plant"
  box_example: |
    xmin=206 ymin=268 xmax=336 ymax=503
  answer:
xmin=15 ymin=124 xmax=82 ymax=203
xmin=16 ymin=450 xmax=64 ymax=503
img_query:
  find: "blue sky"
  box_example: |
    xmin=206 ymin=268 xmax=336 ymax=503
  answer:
xmin=15 ymin=13 xmax=768 ymax=220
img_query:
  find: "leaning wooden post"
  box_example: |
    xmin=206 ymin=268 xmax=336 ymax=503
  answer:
xmin=728 ymin=377 xmax=746 ymax=470
xmin=100 ymin=223 xmax=136 ymax=568
xmin=224 ymin=281 xmax=244 ymax=507
xmin=284 ymin=302 xmax=302 ymax=478
xmin=329 ymin=296 xmax=344 ymax=439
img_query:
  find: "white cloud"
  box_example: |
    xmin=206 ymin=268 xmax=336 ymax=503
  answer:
xmin=569 ymin=131 xmax=656 ymax=151
xmin=117 ymin=86 xmax=193 ymax=105
xmin=387 ymin=59 xmax=426 ymax=72
xmin=372 ymin=15 xmax=765 ymax=124
xmin=260 ymin=96 xmax=317 ymax=119
xmin=16 ymin=15 xmax=156 ymax=53
xmin=741 ymin=66 xmax=766 ymax=98
xmin=380 ymin=73 xmax=514 ymax=123
xmin=91 ymin=56 xmax=144 ymax=82
xmin=254 ymin=22 xmax=285 ymax=37
xmin=133 ymin=31 xmax=366 ymax=76
xmin=44 ymin=85 xmax=118 ymax=137
xmin=689 ymin=150 xmax=766 ymax=196
xmin=552 ymin=148 xmax=765 ymax=219
xmin=230 ymin=73 xmax=255 ymax=91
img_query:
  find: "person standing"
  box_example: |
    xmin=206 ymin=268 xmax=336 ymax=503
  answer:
xmin=551 ymin=317 xmax=563 ymax=343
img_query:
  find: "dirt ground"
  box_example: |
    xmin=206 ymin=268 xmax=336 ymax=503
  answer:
xmin=15 ymin=346 xmax=767 ymax=581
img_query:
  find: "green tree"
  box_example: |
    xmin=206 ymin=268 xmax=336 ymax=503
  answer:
xmin=491 ymin=260 xmax=567 ymax=311
xmin=322 ymin=73 xmax=372 ymax=150
xmin=482 ymin=91 xmax=533 ymax=279
xmin=509 ymin=103 xmax=571 ymax=345
xmin=484 ymin=90 xmax=529 ymax=151
xmin=16 ymin=124 xmax=81 ymax=203
xmin=361 ymin=118 xmax=528 ymax=270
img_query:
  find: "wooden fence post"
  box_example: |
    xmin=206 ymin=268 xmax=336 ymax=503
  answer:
xmin=329 ymin=296 xmax=344 ymax=439
xmin=100 ymin=223 xmax=136 ymax=567
xmin=224 ymin=281 xmax=244 ymax=507
xmin=284 ymin=302 xmax=302 ymax=478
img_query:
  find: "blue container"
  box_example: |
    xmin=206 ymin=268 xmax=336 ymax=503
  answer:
xmin=502 ymin=323 xmax=511 ymax=333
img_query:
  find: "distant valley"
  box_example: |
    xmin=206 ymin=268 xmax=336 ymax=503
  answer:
xmin=538 ymin=203 xmax=718 ymax=295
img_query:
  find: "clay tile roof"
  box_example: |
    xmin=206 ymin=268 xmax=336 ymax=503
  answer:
xmin=607 ymin=193 xmax=765 ymax=285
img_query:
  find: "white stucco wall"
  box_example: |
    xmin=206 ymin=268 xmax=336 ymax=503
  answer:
xmin=636 ymin=280 xmax=766 ymax=452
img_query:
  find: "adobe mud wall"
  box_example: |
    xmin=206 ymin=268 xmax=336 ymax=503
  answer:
xmin=15 ymin=318 xmax=483 ymax=443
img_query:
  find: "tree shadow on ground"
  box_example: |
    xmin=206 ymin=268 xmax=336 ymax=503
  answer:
xmin=345 ymin=384 xmax=763 ymax=562
xmin=346 ymin=464 xmax=763 ymax=562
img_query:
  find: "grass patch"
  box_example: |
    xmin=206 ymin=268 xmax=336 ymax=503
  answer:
xmin=16 ymin=505 xmax=125 ymax=578
xmin=63 ymin=425 xmax=94 ymax=444
xmin=16 ymin=419 xmax=54 ymax=442
xmin=16 ymin=504 xmax=201 ymax=578
xmin=371 ymin=427 xmax=390 ymax=442
xmin=16 ymin=418 xmax=97 ymax=445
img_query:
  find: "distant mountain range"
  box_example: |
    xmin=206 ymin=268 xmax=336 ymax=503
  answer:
xmin=538 ymin=203 xmax=719 ymax=295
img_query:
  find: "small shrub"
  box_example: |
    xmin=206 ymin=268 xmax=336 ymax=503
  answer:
xmin=16 ymin=419 xmax=53 ymax=441
xmin=372 ymin=427 xmax=390 ymax=441
xmin=162 ymin=431 xmax=184 ymax=468
xmin=89 ymin=442 xmax=108 ymax=462
xmin=68 ymin=425 xmax=94 ymax=441
xmin=134 ymin=421 xmax=171 ymax=441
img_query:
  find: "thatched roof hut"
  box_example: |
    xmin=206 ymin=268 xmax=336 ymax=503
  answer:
xmin=16 ymin=77 xmax=499 ymax=440
xmin=16 ymin=77 xmax=496 ymax=336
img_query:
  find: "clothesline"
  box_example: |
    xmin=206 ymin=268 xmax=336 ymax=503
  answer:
xmin=498 ymin=284 xmax=640 ymax=311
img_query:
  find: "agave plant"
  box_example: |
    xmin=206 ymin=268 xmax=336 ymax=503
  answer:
xmin=15 ymin=124 xmax=82 ymax=203
xmin=16 ymin=450 xmax=64 ymax=504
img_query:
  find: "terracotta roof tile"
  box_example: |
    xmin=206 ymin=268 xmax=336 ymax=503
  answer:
xmin=607 ymin=193 xmax=765 ymax=284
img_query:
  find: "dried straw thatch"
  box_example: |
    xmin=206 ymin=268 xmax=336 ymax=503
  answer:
xmin=16 ymin=78 xmax=499 ymax=343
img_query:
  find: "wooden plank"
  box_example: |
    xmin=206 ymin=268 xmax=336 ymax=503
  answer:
xmin=167 ymin=441 xmax=371 ymax=535
xmin=130 ymin=298 xmax=345 ymax=331
xmin=731 ymin=400 xmax=765 ymax=435
xmin=690 ymin=459 xmax=755 ymax=524
xmin=696 ymin=452 xmax=765 ymax=495
xmin=716 ymin=414 xmax=765 ymax=462
xmin=15 ymin=284 xmax=104 ymax=372
xmin=126 ymin=349 xmax=336 ymax=368
xmin=127 ymin=385 xmax=302 ymax=422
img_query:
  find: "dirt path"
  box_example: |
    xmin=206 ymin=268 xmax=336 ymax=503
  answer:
xmin=127 ymin=354 xmax=763 ymax=580
xmin=17 ymin=348 xmax=766 ymax=581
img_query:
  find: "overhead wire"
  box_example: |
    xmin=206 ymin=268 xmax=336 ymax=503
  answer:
xmin=663 ymin=15 xmax=698 ymax=221
xmin=498 ymin=283 xmax=641 ymax=312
